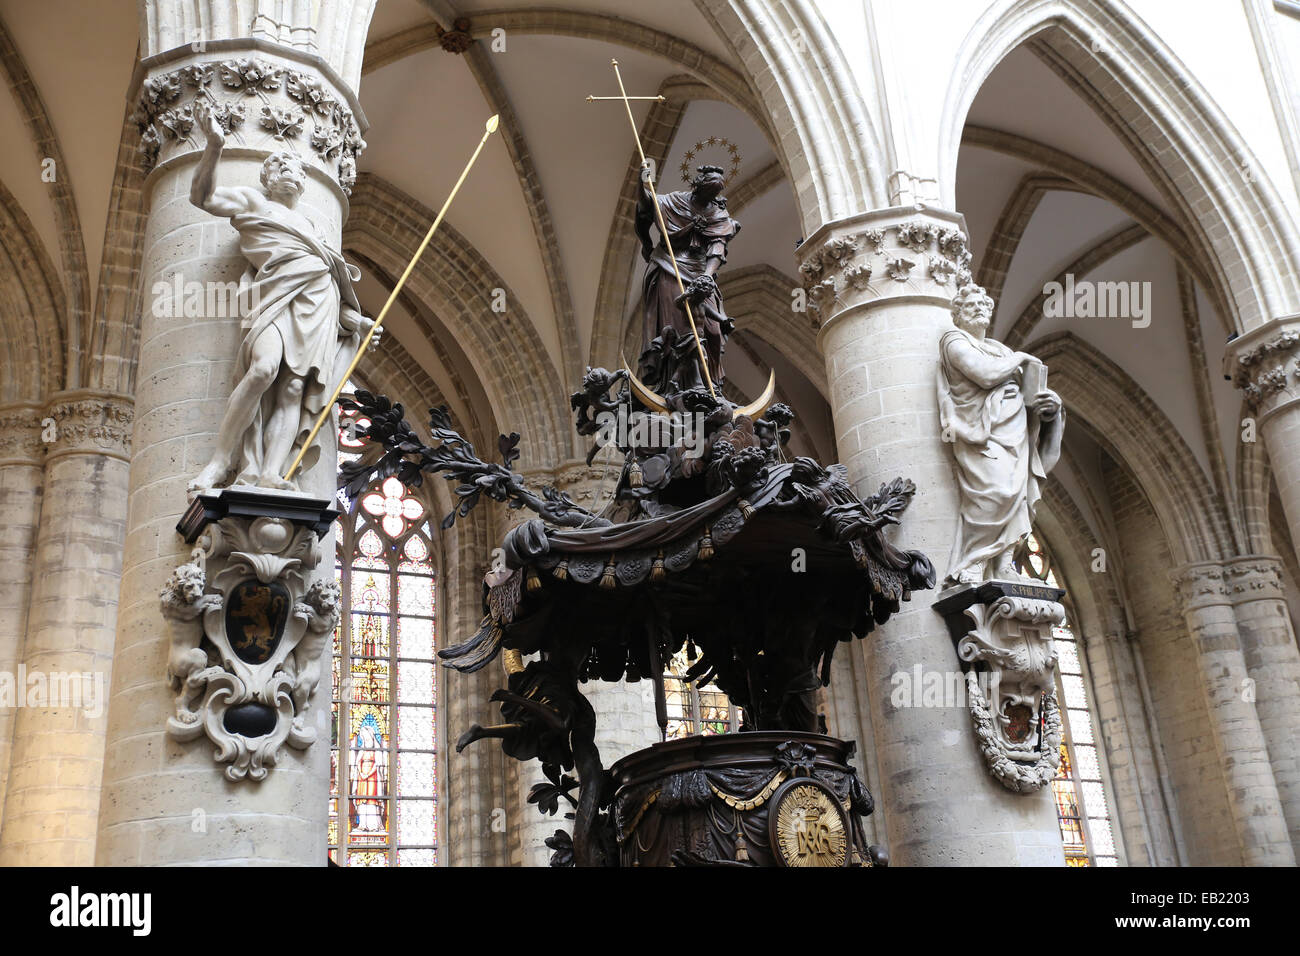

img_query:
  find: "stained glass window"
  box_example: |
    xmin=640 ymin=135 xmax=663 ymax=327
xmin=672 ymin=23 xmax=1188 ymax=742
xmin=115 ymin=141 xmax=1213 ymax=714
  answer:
xmin=664 ymin=646 xmax=741 ymax=738
xmin=330 ymin=396 xmax=438 ymax=866
xmin=1018 ymin=534 xmax=1120 ymax=867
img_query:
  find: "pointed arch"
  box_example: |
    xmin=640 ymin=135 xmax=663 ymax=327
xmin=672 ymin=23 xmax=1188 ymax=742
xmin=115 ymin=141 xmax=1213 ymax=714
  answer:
xmin=941 ymin=0 xmax=1300 ymax=333
xmin=694 ymin=0 xmax=888 ymax=232
xmin=0 ymin=12 xmax=88 ymax=388
xmin=0 ymin=177 xmax=65 ymax=402
xmin=1029 ymin=331 xmax=1233 ymax=563
xmin=344 ymin=174 xmax=574 ymax=468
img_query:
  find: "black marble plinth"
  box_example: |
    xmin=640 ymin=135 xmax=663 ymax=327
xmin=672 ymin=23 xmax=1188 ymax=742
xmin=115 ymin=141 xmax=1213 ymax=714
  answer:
xmin=177 ymin=487 xmax=340 ymax=542
xmin=932 ymin=578 xmax=1066 ymax=643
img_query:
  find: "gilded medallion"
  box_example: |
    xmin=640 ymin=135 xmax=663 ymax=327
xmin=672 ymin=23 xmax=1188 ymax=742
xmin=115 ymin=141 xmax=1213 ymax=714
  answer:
xmin=769 ymin=779 xmax=849 ymax=867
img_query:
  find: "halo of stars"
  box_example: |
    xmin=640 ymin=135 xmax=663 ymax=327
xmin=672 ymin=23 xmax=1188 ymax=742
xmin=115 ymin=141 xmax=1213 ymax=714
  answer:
xmin=679 ymin=136 xmax=742 ymax=188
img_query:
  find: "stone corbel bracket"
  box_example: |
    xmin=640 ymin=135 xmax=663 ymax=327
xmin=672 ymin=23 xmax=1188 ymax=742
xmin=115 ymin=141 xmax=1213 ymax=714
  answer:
xmin=161 ymin=492 xmax=340 ymax=781
xmin=935 ymin=580 xmax=1066 ymax=793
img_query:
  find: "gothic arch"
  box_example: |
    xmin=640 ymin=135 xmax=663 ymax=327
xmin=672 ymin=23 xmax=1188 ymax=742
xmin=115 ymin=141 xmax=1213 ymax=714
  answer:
xmin=1030 ymin=330 xmax=1233 ymax=564
xmin=961 ymin=127 xmax=1224 ymax=332
xmin=694 ymin=0 xmax=888 ymax=233
xmin=0 ymin=177 xmax=65 ymax=402
xmin=0 ymin=13 xmax=88 ymax=389
xmin=345 ymin=173 xmax=575 ymax=469
xmin=941 ymin=0 xmax=1300 ymax=333
xmin=347 ymin=249 xmax=494 ymax=456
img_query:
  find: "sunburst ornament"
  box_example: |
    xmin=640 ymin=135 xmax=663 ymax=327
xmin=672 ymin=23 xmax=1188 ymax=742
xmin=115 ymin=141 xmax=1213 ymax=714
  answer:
xmin=679 ymin=135 xmax=742 ymax=187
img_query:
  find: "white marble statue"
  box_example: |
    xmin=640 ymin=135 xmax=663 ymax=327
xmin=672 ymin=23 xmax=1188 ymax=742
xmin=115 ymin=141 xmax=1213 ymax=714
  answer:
xmin=187 ymin=100 xmax=378 ymax=494
xmin=938 ymin=283 xmax=1065 ymax=586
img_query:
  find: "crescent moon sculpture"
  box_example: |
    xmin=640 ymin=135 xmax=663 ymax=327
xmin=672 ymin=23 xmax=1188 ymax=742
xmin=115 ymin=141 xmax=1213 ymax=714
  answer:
xmin=621 ymin=353 xmax=776 ymax=421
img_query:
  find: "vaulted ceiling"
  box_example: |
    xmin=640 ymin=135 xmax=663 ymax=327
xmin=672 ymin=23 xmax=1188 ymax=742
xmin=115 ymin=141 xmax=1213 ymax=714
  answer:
xmin=0 ymin=0 xmax=1265 ymax=578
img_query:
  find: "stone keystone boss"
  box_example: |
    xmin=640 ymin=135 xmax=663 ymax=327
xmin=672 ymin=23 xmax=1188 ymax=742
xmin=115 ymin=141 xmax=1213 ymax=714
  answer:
xmin=187 ymin=99 xmax=378 ymax=494
xmin=938 ymin=282 xmax=1065 ymax=586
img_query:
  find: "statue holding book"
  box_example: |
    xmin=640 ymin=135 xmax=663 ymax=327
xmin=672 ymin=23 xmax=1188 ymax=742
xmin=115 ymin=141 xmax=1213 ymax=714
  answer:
xmin=938 ymin=283 xmax=1065 ymax=587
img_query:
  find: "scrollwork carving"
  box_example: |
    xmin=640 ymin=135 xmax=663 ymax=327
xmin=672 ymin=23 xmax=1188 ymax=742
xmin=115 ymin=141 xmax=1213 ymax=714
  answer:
xmin=159 ymin=513 xmax=340 ymax=781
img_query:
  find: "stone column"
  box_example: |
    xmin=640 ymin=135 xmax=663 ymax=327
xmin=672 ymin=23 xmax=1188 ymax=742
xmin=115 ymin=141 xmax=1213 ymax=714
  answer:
xmin=0 ymin=392 xmax=133 ymax=865
xmin=1225 ymin=556 xmax=1300 ymax=854
xmin=0 ymin=403 xmax=45 ymax=829
xmin=1171 ymin=562 xmax=1295 ymax=865
xmin=799 ymin=206 xmax=1064 ymax=865
xmin=551 ymin=462 xmax=659 ymax=767
xmin=95 ymin=43 xmax=366 ymax=866
xmin=442 ymin=505 xmax=509 ymax=868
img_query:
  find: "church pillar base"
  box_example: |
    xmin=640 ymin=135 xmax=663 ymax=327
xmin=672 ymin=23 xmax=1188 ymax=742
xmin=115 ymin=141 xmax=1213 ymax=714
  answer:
xmin=1172 ymin=562 xmax=1295 ymax=865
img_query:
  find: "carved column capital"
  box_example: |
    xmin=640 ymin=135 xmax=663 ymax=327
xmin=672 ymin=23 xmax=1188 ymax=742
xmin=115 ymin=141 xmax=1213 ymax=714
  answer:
xmin=0 ymin=402 xmax=46 ymax=466
xmin=1223 ymin=555 xmax=1286 ymax=605
xmin=797 ymin=206 xmax=972 ymax=342
xmin=130 ymin=42 xmax=367 ymax=194
xmin=42 ymin=390 xmax=134 ymax=464
xmin=1170 ymin=561 xmax=1233 ymax=613
xmin=1223 ymin=313 xmax=1300 ymax=420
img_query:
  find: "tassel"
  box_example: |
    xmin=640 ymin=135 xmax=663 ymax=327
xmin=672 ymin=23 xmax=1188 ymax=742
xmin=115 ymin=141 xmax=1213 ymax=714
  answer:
xmin=600 ymin=556 xmax=617 ymax=589
xmin=650 ymin=550 xmax=666 ymax=583
xmin=698 ymin=526 xmax=714 ymax=562
xmin=552 ymin=559 xmax=568 ymax=581
xmin=738 ymin=498 xmax=754 ymax=519
xmin=628 ymin=460 xmax=643 ymax=488
xmin=526 ymin=568 xmax=541 ymax=593
xmin=735 ymin=832 xmax=749 ymax=862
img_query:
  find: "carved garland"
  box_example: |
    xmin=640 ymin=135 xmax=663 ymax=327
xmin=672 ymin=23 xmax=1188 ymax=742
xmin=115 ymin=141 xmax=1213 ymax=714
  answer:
xmin=967 ymin=673 xmax=1062 ymax=793
xmin=134 ymin=57 xmax=366 ymax=193
xmin=800 ymin=221 xmax=974 ymax=318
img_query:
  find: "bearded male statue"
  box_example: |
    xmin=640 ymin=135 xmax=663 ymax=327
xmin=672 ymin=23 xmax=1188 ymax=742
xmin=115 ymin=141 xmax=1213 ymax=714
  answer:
xmin=187 ymin=100 xmax=378 ymax=494
xmin=938 ymin=283 xmax=1065 ymax=587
